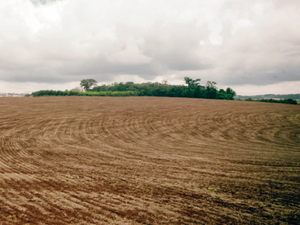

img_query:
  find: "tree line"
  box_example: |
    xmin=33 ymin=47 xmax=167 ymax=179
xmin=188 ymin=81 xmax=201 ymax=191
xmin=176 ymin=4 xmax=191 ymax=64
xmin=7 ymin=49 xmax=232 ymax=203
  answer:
xmin=242 ymin=98 xmax=298 ymax=105
xmin=31 ymin=77 xmax=237 ymax=100
xmin=32 ymin=90 xmax=137 ymax=97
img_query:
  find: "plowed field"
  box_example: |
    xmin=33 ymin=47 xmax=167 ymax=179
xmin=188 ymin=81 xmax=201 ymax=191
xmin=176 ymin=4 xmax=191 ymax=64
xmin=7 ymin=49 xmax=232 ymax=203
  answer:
xmin=0 ymin=97 xmax=299 ymax=224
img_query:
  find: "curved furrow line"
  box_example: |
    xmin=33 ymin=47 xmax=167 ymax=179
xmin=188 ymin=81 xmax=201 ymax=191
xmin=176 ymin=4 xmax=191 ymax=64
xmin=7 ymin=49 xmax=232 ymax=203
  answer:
xmin=212 ymin=112 xmax=235 ymax=126
xmin=158 ymin=116 xmax=188 ymax=147
xmin=124 ymin=115 xmax=164 ymax=146
xmin=199 ymin=112 xmax=300 ymax=147
xmin=105 ymin=117 xmax=131 ymax=145
xmin=47 ymin=119 xmax=75 ymax=146
xmin=0 ymin=161 xmax=13 ymax=173
xmin=74 ymin=117 xmax=97 ymax=140
xmin=168 ymin=114 xmax=187 ymax=130
xmin=0 ymin=125 xmax=54 ymax=173
xmin=99 ymin=116 xmax=115 ymax=139
xmin=64 ymin=119 xmax=91 ymax=146
xmin=60 ymin=140 xmax=119 ymax=162
xmin=36 ymin=121 xmax=63 ymax=147
xmin=85 ymin=117 xmax=104 ymax=143
xmin=123 ymin=115 xmax=146 ymax=142
xmin=274 ymin=127 xmax=300 ymax=146
xmin=0 ymin=140 xmax=32 ymax=173
xmin=34 ymin=120 xmax=59 ymax=149
xmin=260 ymin=127 xmax=292 ymax=145
xmin=0 ymin=195 xmax=28 ymax=221
xmin=58 ymin=121 xmax=98 ymax=158
xmin=151 ymin=114 xmax=199 ymax=144
xmin=65 ymin=119 xmax=80 ymax=144
xmin=143 ymin=116 xmax=158 ymax=134
xmin=95 ymin=116 xmax=147 ymax=153
xmin=4 ymin=177 xmax=128 ymax=224
xmin=52 ymin=119 xmax=71 ymax=147
xmin=288 ymin=129 xmax=300 ymax=143
xmin=254 ymin=126 xmax=297 ymax=147
xmin=164 ymin=117 xmax=189 ymax=147
xmin=68 ymin=191 xmax=163 ymax=223
xmin=53 ymin=119 xmax=77 ymax=146
xmin=94 ymin=186 xmax=217 ymax=224
xmin=2 ymin=181 xmax=49 ymax=217
xmin=126 ymin=115 xmax=144 ymax=136
xmin=0 ymin=97 xmax=299 ymax=224
xmin=78 ymin=118 xmax=109 ymax=148
xmin=17 ymin=109 xmax=298 ymax=162
xmin=80 ymin=118 xmax=117 ymax=151
xmin=288 ymin=114 xmax=300 ymax=124
xmin=54 ymin=193 xmax=136 ymax=224
xmin=51 ymin=192 xmax=124 ymax=222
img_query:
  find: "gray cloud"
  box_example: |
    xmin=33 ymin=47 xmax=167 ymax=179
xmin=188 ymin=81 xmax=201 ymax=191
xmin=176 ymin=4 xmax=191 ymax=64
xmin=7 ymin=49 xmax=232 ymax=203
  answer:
xmin=0 ymin=0 xmax=299 ymax=91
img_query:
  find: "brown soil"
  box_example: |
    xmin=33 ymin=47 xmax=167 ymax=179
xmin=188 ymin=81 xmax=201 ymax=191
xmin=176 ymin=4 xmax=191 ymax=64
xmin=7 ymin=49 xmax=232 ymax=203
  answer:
xmin=0 ymin=97 xmax=299 ymax=224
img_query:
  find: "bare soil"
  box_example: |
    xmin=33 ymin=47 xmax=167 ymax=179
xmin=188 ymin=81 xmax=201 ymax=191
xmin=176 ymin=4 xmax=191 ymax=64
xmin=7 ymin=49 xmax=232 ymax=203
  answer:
xmin=0 ymin=97 xmax=299 ymax=224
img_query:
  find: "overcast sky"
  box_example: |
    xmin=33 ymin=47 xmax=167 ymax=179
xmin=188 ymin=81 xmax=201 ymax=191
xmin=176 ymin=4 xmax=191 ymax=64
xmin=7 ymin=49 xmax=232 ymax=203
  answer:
xmin=0 ymin=0 xmax=299 ymax=95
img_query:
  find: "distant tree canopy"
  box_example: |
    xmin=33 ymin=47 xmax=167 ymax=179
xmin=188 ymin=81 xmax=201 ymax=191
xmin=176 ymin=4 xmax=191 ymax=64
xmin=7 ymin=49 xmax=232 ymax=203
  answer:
xmin=31 ymin=90 xmax=137 ymax=97
xmin=242 ymin=98 xmax=297 ymax=105
xmin=92 ymin=77 xmax=235 ymax=99
xmin=32 ymin=77 xmax=241 ymax=100
xmin=184 ymin=77 xmax=201 ymax=88
xmin=32 ymin=77 xmax=238 ymax=100
xmin=80 ymin=79 xmax=98 ymax=91
xmin=30 ymin=78 xmax=299 ymax=105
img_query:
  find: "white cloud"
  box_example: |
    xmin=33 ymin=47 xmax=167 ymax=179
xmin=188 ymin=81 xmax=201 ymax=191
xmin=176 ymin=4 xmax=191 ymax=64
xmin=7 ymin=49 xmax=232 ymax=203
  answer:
xmin=230 ymin=81 xmax=300 ymax=96
xmin=0 ymin=0 xmax=299 ymax=95
xmin=0 ymin=80 xmax=78 ymax=93
xmin=107 ymin=37 xmax=152 ymax=65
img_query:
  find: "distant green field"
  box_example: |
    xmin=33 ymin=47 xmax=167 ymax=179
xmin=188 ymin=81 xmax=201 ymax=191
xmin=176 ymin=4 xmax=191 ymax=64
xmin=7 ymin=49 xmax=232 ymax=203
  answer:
xmin=297 ymin=99 xmax=300 ymax=104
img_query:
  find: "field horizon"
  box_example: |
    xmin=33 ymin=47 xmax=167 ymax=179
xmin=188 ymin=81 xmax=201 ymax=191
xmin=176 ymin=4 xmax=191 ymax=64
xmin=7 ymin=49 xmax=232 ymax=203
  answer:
xmin=0 ymin=97 xmax=299 ymax=224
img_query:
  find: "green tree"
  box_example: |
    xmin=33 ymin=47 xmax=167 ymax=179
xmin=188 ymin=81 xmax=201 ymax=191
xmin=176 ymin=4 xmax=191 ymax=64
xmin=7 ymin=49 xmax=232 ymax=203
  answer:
xmin=225 ymin=88 xmax=236 ymax=100
xmin=218 ymin=89 xmax=227 ymax=99
xmin=80 ymin=79 xmax=98 ymax=91
xmin=184 ymin=77 xmax=201 ymax=88
xmin=226 ymin=88 xmax=236 ymax=96
xmin=206 ymin=81 xmax=217 ymax=89
xmin=205 ymin=81 xmax=217 ymax=99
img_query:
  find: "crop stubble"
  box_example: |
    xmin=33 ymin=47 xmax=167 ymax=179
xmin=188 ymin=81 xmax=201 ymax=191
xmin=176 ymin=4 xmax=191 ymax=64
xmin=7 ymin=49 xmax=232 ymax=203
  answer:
xmin=0 ymin=97 xmax=299 ymax=224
